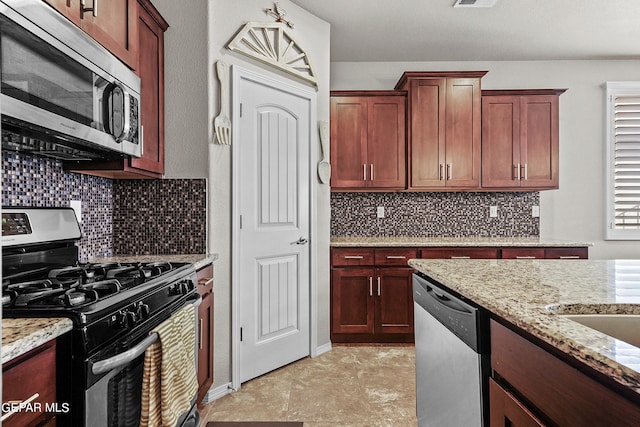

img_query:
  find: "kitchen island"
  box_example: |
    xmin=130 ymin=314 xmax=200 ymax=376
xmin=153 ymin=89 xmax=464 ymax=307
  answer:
xmin=410 ymin=258 xmax=640 ymax=425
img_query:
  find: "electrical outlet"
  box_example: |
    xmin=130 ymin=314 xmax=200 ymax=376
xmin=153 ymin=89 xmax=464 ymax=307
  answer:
xmin=490 ymin=206 xmax=498 ymax=218
xmin=70 ymin=200 xmax=82 ymax=223
xmin=532 ymin=205 xmax=540 ymax=218
xmin=376 ymin=206 xmax=385 ymax=218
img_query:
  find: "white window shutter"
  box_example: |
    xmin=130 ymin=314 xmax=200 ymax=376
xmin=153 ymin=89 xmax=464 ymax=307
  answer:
xmin=606 ymin=82 xmax=640 ymax=239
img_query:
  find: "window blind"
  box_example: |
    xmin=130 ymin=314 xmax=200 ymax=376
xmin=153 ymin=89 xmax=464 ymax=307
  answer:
xmin=613 ymin=95 xmax=640 ymax=229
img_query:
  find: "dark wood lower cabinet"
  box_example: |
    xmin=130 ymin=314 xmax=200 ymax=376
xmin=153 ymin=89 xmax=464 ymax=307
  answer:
xmin=491 ymin=319 xmax=640 ymax=426
xmin=2 ymin=341 xmax=57 ymax=427
xmin=330 ymin=248 xmax=414 ymax=343
xmin=196 ymin=264 xmax=214 ymax=403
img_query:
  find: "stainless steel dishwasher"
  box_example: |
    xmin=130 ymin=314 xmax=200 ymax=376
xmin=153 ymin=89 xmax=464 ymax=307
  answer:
xmin=413 ymin=272 xmax=490 ymax=427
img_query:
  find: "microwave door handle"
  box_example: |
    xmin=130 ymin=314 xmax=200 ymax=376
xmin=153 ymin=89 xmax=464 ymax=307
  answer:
xmin=91 ymin=333 xmax=159 ymax=375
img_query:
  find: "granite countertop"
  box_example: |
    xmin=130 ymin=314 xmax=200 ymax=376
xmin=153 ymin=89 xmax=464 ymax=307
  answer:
xmin=2 ymin=318 xmax=73 ymax=364
xmin=331 ymin=236 xmax=592 ymax=247
xmin=90 ymin=253 xmax=219 ymax=270
xmin=409 ymin=258 xmax=640 ymax=396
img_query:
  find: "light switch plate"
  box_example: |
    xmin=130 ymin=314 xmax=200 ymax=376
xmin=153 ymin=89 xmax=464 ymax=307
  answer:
xmin=532 ymin=205 xmax=540 ymax=218
xmin=376 ymin=206 xmax=385 ymax=218
xmin=490 ymin=206 xmax=498 ymax=218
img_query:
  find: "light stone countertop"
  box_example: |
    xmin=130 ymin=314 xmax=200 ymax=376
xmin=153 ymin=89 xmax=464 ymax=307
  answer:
xmin=331 ymin=236 xmax=592 ymax=247
xmin=409 ymin=258 xmax=640 ymax=396
xmin=2 ymin=318 xmax=73 ymax=364
xmin=90 ymin=253 xmax=219 ymax=270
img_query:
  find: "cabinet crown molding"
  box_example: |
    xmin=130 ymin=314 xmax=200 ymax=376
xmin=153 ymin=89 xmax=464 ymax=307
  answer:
xmin=482 ymin=88 xmax=567 ymax=96
xmin=394 ymin=70 xmax=489 ymax=90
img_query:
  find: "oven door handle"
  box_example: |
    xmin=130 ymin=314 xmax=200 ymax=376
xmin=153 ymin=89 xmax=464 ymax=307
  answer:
xmin=92 ymin=333 xmax=159 ymax=375
xmin=91 ymin=294 xmax=202 ymax=375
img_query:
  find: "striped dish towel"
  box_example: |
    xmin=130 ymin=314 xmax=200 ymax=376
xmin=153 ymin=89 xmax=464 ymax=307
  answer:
xmin=140 ymin=304 xmax=198 ymax=427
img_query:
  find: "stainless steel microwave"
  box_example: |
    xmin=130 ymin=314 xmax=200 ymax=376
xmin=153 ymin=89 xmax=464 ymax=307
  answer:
xmin=0 ymin=0 xmax=141 ymax=160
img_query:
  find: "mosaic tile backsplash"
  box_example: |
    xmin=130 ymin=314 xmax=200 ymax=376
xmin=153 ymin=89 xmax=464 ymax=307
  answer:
xmin=2 ymin=151 xmax=207 ymax=260
xmin=2 ymin=151 xmax=114 ymax=261
xmin=113 ymin=179 xmax=207 ymax=255
xmin=331 ymin=192 xmax=540 ymax=237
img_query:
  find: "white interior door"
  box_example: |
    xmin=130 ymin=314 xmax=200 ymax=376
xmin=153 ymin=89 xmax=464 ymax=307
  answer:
xmin=234 ymin=67 xmax=314 ymax=383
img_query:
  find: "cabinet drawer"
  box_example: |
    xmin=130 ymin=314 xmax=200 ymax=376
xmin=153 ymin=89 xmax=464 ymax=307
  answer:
xmin=420 ymin=247 xmax=499 ymax=259
xmin=197 ymin=264 xmax=214 ymax=296
xmin=501 ymin=248 xmax=545 ymax=259
xmin=489 ymin=377 xmax=545 ymax=427
xmin=544 ymin=247 xmax=588 ymax=259
xmin=2 ymin=341 xmax=57 ymax=427
xmin=331 ymin=248 xmax=375 ymax=266
xmin=374 ymin=248 xmax=417 ymax=266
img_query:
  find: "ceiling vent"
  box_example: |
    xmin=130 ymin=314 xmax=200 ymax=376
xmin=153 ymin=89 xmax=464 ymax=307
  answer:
xmin=453 ymin=0 xmax=498 ymax=7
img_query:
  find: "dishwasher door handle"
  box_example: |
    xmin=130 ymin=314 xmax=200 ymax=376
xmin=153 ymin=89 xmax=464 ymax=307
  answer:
xmin=426 ymin=286 xmax=473 ymax=315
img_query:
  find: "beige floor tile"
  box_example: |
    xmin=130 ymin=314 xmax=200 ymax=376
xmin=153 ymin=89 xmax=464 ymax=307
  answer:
xmin=200 ymin=345 xmax=417 ymax=426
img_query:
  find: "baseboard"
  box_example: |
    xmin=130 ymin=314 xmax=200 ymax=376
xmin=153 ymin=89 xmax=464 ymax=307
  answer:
xmin=314 ymin=341 xmax=332 ymax=357
xmin=203 ymin=382 xmax=235 ymax=403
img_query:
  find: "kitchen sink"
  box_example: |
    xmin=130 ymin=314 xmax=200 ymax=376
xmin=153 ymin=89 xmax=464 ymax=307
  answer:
xmin=561 ymin=314 xmax=640 ymax=347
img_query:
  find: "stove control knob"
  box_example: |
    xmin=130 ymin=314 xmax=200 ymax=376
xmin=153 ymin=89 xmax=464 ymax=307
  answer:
xmin=126 ymin=310 xmax=138 ymax=326
xmin=168 ymin=283 xmax=180 ymax=296
xmin=179 ymin=282 xmax=189 ymax=295
xmin=138 ymin=302 xmax=150 ymax=319
xmin=114 ymin=311 xmax=129 ymax=329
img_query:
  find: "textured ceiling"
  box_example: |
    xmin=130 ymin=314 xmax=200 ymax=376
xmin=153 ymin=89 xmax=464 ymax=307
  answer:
xmin=290 ymin=0 xmax=640 ymax=61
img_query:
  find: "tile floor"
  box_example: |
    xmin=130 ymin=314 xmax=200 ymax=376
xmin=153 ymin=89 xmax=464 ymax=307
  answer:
xmin=199 ymin=345 xmax=418 ymax=427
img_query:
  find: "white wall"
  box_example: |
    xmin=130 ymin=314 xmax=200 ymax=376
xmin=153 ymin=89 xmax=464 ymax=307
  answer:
xmin=154 ymin=0 xmax=331 ymax=395
xmin=331 ymin=60 xmax=640 ymax=260
xmin=207 ymin=1 xmax=331 ymax=392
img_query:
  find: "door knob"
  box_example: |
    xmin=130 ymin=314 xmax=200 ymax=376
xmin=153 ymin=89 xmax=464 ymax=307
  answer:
xmin=294 ymin=237 xmax=309 ymax=245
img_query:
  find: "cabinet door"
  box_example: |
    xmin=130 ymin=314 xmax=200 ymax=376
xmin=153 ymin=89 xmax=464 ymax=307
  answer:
xmin=80 ymin=0 xmax=138 ymax=69
xmin=131 ymin=1 xmax=165 ymax=174
xmin=375 ymin=268 xmax=414 ymax=335
xmin=2 ymin=342 xmax=57 ymax=427
xmin=444 ymin=78 xmax=481 ymax=188
xmin=330 ymin=97 xmax=368 ymax=188
xmin=196 ymin=264 xmax=214 ymax=403
xmin=409 ymin=78 xmax=446 ymax=188
xmin=331 ymin=268 xmax=374 ymax=334
xmin=482 ymin=95 xmax=521 ymax=188
xmin=197 ymin=292 xmax=213 ymax=403
xmin=520 ymin=96 xmax=559 ymax=189
xmin=43 ymin=0 xmax=81 ymax=25
xmin=368 ymin=96 xmax=406 ymax=188
xmin=490 ymin=378 xmax=546 ymax=427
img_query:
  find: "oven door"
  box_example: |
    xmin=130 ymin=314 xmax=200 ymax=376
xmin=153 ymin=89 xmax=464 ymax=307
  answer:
xmin=84 ymin=294 xmax=201 ymax=427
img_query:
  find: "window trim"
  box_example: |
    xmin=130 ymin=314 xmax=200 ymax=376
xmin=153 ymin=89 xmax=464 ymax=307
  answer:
xmin=605 ymin=81 xmax=640 ymax=240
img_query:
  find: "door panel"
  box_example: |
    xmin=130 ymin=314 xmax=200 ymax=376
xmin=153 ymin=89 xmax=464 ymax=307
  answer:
xmin=410 ymin=79 xmax=445 ymax=188
xmin=331 ymin=268 xmax=374 ymax=334
xmin=330 ymin=97 xmax=367 ymax=188
xmin=521 ymin=96 xmax=559 ymax=188
xmin=368 ymin=97 xmax=406 ymax=188
xmin=376 ymin=268 xmax=414 ymax=334
xmin=482 ymin=96 xmax=520 ymax=188
xmin=445 ymin=78 xmax=481 ymax=188
xmin=237 ymin=72 xmax=312 ymax=383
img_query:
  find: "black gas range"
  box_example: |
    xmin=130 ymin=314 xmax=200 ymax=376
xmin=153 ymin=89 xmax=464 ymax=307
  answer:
xmin=2 ymin=207 xmax=200 ymax=427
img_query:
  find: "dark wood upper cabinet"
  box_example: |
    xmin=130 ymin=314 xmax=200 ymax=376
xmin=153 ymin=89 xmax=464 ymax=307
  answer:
xmin=330 ymin=91 xmax=406 ymax=190
xmin=65 ymin=0 xmax=168 ymax=178
xmin=482 ymin=89 xmax=565 ymax=190
xmin=43 ymin=0 xmax=138 ymax=69
xmin=395 ymin=71 xmax=486 ymax=190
